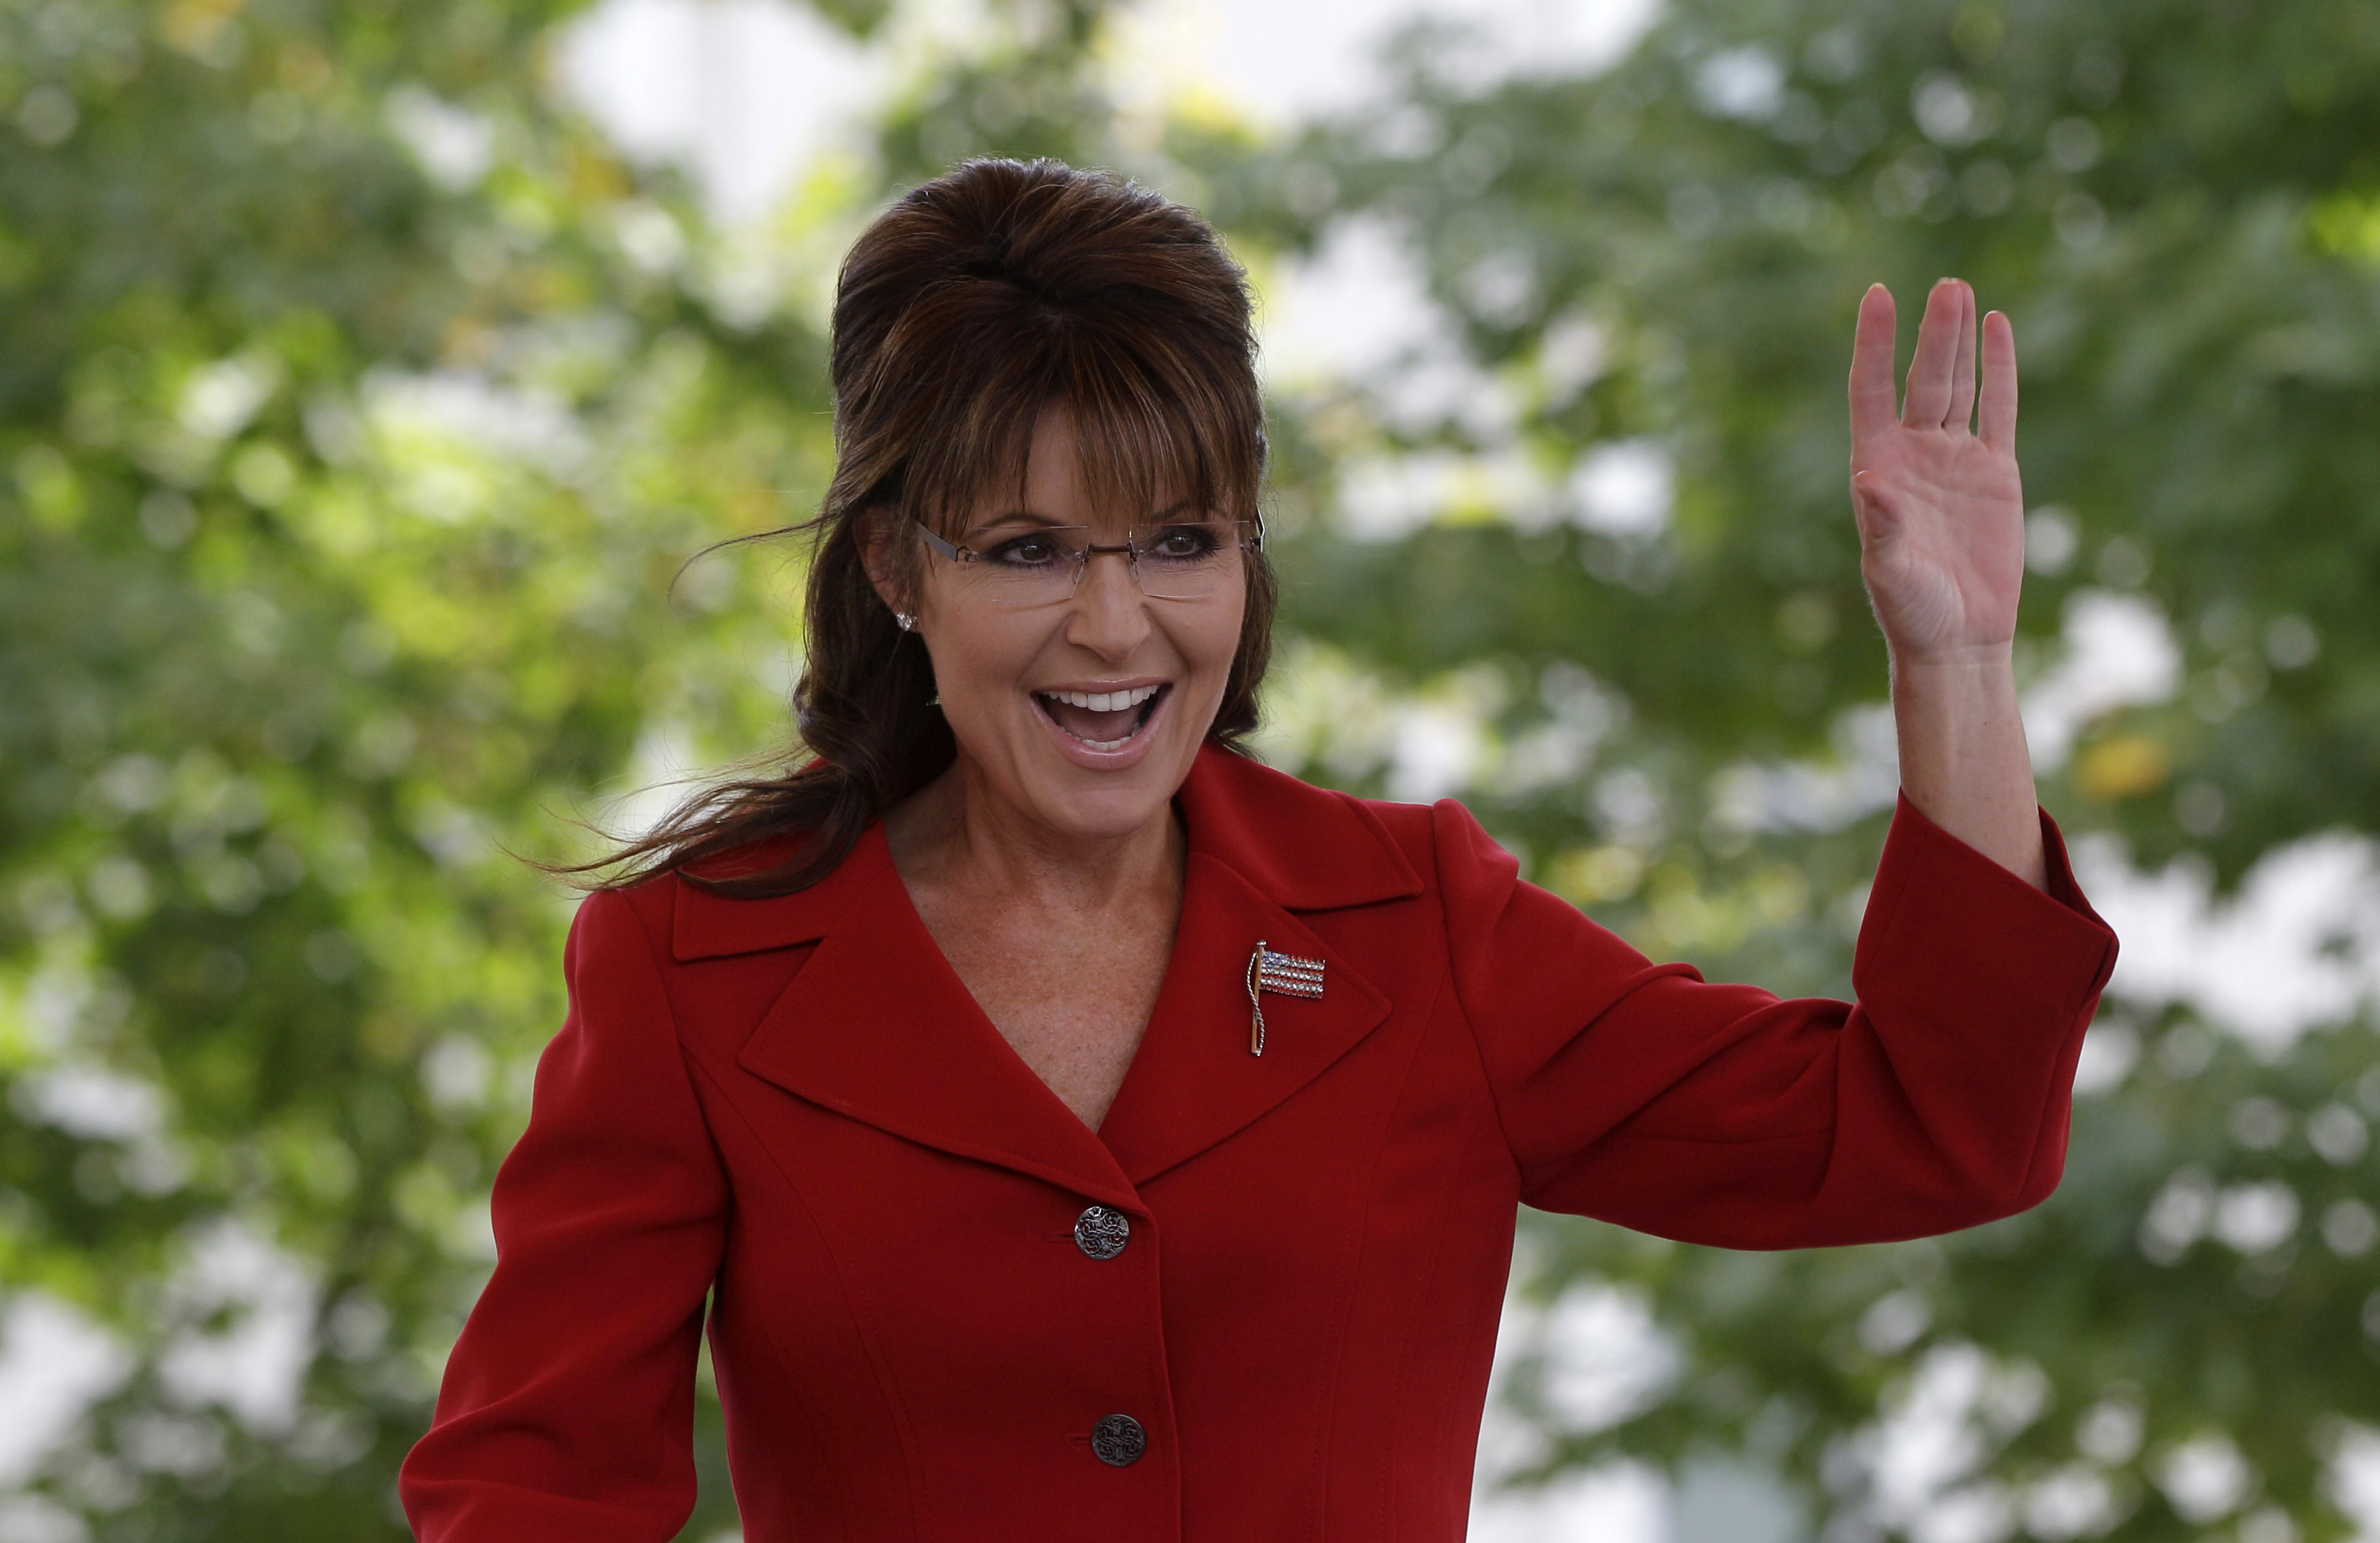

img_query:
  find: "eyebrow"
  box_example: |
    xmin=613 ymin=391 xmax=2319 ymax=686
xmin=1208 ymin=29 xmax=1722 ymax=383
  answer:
xmin=960 ymin=510 xmax=1065 ymax=542
xmin=960 ymin=500 xmax=1204 ymax=543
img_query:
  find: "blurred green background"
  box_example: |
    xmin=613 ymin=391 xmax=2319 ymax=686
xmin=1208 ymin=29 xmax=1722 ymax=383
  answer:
xmin=4 ymin=0 xmax=2379 ymax=1538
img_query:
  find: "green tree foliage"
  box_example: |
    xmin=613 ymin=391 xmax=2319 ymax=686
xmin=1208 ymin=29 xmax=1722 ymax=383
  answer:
xmin=1185 ymin=0 xmax=2380 ymax=1535
xmin=0 ymin=0 xmax=840 ymax=1533
xmin=4 ymin=0 xmax=2379 ymax=1539
xmin=0 ymin=1 xmax=1150 ymax=1535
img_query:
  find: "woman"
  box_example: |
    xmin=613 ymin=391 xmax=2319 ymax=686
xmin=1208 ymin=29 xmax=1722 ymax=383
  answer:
xmin=400 ymin=159 xmax=2115 ymax=1542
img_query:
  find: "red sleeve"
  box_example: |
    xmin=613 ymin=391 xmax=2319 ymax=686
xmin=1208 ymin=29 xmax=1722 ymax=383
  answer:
xmin=400 ymin=888 xmax=729 ymax=1541
xmin=1439 ymin=794 xmax=2118 ymax=1248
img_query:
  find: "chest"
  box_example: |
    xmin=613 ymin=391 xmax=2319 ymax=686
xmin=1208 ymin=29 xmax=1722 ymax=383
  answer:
xmin=686 ymin=905 xmax=1505 ymax=1543
xmin=913 ymin=905 xmax=1177 ymax=1131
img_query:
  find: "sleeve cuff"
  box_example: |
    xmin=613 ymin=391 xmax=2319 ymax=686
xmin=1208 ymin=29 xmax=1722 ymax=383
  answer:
xmin=1857 ymin=793 xmax=2120 ymax=1012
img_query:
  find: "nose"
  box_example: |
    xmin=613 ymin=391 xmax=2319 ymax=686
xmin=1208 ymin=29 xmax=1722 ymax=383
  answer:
xmin=1063 ymin=547 xmax=1153 ymax=662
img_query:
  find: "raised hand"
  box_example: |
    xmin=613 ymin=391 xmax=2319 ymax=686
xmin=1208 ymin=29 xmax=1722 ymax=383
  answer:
xmin=1847 ymin=278 xmax=2024 ymax=663
xmin=1849 ymin=278 xmax=2046 ymax=887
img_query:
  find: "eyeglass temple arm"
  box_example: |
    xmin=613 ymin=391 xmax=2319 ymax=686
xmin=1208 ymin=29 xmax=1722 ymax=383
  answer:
xmin=912 ymin=518 xmax=1264 ymax=558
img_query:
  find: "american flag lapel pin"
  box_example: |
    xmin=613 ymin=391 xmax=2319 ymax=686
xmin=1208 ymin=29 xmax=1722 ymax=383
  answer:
xmin=1244 ymin=940 xmax=1325 ymax=1056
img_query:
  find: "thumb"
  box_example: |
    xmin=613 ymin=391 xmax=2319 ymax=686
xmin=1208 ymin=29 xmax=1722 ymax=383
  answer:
xmin=1850 ymin=471 xmax=1903 ymax=549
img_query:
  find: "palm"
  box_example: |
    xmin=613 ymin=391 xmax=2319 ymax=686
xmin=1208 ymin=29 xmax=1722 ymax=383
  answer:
xmin=1847 ymin=280 xmax=2025 ymax=659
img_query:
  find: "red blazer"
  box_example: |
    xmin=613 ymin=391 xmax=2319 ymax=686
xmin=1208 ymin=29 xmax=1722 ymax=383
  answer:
xmin=401 ymin=743 xmax=2116 ymax=1542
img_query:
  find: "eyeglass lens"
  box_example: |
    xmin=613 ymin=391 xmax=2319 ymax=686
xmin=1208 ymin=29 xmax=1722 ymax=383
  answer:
xmin=953 ymin=521 xmax=1252 ymax=605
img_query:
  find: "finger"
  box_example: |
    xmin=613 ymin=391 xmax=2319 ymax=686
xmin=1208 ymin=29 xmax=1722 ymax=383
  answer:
xmin=1946 ymin=281 xmax=1979 ymax=431
xmin=1851 ymin=470 xmax=1907 ymax=549
xmin=1901 ymin=278 xmax=1961 ymax=428
xmin=1979 ymin=309 xmax=2019 ymax=452
xmin=1848 ymin=284 xmax=1900 ymax=448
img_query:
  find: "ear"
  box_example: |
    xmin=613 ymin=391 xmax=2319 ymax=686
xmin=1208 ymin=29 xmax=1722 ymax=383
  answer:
xmin=855 ymin=507 xmax=911 ymax=618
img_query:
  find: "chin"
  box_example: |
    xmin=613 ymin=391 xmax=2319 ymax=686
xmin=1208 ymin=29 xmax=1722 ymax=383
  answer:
xmin=935 ymin=664 xmax=1229 ymax=842
xmin=1029 ymin=781 xmax=1178 ymax=843
xmin=1029 ymin=729 xmax=1203 ymax=834
xmin=965 ymin=688 xmax=1215 ymax=841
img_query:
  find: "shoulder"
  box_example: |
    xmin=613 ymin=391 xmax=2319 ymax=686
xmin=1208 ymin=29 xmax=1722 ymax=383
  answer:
xmin=566 ymin=881 xmax=664 ymax=960
xmin=1181 ymin=742 xmax=1508 ymax=908
xmin=581 ymin=828 xmax=876 ymax=970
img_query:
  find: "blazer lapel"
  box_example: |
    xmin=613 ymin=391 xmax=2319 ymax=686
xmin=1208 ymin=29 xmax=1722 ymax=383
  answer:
xmin=691 ymin=746 xmax=1425 ymax=1203
xmin=1096 ymin=851 xmax=1395 ymax=1186
xmin=731 ymin=830 xmax=1139 ymax=1211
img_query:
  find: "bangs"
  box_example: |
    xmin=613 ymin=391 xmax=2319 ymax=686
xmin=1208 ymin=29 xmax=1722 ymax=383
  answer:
xmin=881 ymin=297 xmax=1263 ymax=547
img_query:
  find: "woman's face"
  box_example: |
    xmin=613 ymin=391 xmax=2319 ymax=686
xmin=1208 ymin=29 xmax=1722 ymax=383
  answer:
xmin=905 ymin=405 xmax=1247 ymax=844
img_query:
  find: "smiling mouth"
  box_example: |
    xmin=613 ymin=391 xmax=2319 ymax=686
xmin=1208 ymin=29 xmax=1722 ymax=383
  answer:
xmin=1033 ymin=683 xmax=1170 ymax=751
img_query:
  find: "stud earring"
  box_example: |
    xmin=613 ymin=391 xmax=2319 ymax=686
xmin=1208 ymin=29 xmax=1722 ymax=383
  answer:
xmin=894 ymin=612 xmax=916 ymax=632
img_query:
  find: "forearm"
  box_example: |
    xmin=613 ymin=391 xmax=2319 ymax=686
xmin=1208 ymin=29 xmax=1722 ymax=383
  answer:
xmin=1890 ymin=644 xmax=2047 ymax=889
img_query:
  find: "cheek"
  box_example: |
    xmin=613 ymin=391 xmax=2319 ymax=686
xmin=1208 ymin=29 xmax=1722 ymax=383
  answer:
xmin=1189 ymin=596 xmax=1248 ymax=686
xmin=919 ymin=606 xmax=1044 ymax=726
xmin=1153 ymin=600 xmax=1247 ymax=732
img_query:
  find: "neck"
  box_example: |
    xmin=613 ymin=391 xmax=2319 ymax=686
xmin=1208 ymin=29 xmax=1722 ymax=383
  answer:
xmin=884 ymin=757 xmax=1186 ymax=914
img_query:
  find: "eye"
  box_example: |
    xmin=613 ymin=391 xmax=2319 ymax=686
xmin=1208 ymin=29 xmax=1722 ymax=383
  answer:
xmin=985 ymin=533 xmax=1067 ymax=567
xmin=1146 ymin=523 xmax=1225 ymax=559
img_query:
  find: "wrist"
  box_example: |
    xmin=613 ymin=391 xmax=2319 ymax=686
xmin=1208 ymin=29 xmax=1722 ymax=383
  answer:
xmin=1889 ymin=643 xmax=2026 ymax=757
xmin=1888 ymin=640 xmax=2016 ymax=683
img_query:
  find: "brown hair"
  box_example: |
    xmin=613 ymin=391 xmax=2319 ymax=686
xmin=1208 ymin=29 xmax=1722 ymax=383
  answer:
xmin=589 ymin=158 xmax=1275 ymax=897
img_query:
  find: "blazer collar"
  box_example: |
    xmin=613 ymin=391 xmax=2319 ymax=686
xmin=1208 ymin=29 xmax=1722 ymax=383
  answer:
xmin=734 ymin=831 xmax=1143 ymax=1210
xmin=1093 ymin=851 xmax=1396 ymax=1186
xmin=669 ymin=742 xmax=1423 ymax=964
xmin=675 ymin=745 xmax=1425 ymax=1202
xmin=1173 ymin=741 xmax=1424 ymax=911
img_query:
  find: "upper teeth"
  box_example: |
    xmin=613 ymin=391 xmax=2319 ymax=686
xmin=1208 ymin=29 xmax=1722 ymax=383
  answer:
xmin=1044 ymin=685 xmax=1160 ymax=713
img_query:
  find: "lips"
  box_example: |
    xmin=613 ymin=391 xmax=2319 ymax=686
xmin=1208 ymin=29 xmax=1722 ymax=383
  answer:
xmin=1034 ymin=683 xmax=1169 ymax=751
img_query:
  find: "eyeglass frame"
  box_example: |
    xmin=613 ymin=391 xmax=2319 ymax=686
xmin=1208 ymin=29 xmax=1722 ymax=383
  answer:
xmin=910 ymin=513 xmax=1265 ymax=605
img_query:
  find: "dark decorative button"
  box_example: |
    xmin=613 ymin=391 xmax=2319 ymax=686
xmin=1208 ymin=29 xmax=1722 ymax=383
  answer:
xmin=1090 ymin=1413 xmax=1146 ymax=1467
xmin=1074 ymin=1205 xmax=1130 ymax=1260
